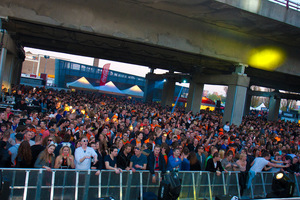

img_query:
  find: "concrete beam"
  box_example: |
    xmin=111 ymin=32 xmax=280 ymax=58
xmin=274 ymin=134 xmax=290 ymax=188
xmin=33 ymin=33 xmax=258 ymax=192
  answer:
xmin=2 ymin=0 xmax=300 ymax=77
xmin=145 ymin=73 xmax=190 ymax=83
xmin=193 ymin=74 xmax=250 ymax=87
xmin=249 ymin=91 xmax=300 ymax=100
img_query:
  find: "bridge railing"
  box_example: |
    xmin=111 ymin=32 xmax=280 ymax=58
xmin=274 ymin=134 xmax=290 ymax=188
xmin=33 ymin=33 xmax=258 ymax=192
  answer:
xmin=1 ymin=168 xmax=300 ymax=200
xmin=269 ymin=0 xmax=300 ymax=11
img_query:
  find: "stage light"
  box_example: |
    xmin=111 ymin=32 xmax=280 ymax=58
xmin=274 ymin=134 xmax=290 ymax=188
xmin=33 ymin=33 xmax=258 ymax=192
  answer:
xmin=163 ymin=79 xmax=166 ymax=82
xmin=248 ymin=46 xmax=286 ymax=71
xmin=267 ymin=172 xmax=295 ymax=198
xmin=276 ymin=172 xmax=284 ymax=180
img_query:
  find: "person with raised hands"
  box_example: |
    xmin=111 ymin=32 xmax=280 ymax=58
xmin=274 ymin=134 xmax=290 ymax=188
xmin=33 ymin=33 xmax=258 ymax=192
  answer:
xmin=54 ymin=144 xmax=75 ymax=169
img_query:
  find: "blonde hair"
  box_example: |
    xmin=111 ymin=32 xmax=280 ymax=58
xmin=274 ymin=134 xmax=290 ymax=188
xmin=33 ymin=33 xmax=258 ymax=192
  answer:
xmin=219 ymin=149 xmax=225 ymax=159
xmin=56 ymin=145 xmax=73 ymax=167
xmin=239 ymin=153 xmax=247 ymax=160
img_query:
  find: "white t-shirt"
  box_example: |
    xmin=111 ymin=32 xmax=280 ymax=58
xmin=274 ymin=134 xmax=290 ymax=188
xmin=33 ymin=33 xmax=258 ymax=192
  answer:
xmin=223 ymin=124 xmax=230 ymax=132
xmin=75 ymin=147 xmax=97 ymax=170
xmin=250 ymin=157 xmax=269 ymax=173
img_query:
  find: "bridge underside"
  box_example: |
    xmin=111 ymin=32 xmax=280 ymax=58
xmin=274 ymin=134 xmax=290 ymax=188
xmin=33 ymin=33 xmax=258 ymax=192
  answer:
xmin=3 ymin=18 xmax=300 ymax=93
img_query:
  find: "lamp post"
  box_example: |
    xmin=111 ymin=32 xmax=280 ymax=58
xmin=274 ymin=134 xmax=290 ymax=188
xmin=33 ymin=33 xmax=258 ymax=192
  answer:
xmin=44 ymin=55 xmax=50 ymax=73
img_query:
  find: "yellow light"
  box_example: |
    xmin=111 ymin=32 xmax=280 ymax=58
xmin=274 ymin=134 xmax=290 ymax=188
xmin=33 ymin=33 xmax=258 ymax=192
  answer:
xmin=105 ymin=118 xmax=110 ymax=122
xmin=71 ymin=109 xmax=76 ymax=114
xmin=81 ymin=110 xmax=85 ymax=115
xmin=64 ymin=106 xmax=70 ymax=112
xmin=69 ymin=106 xmax=73 ymax=109
xmin=276 ymin=172 xmax=284 ymax=180
xmin=248 ymin=46 xmax=286 ymax=71
xmin=140 ymin=127 xmax=144 ymax=131
xmin=129 ymin=125 xmax=133 ymax=131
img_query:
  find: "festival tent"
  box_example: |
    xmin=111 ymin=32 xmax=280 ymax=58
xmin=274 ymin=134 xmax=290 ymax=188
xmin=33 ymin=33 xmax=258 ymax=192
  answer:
xmin=66 ymin=77 xmax=96 ymax=91
xmin=94 ymin=81 xmax=125 ymax=96
xmin=201 ymin=97 xmax=216 ymax=107
xmin=201 ymin=97 xmax=216 ymax=111
xmin=121 ymin=85 xmax=144 ymax=98
xmin=252 ymin=103 xmax=268 ymax=110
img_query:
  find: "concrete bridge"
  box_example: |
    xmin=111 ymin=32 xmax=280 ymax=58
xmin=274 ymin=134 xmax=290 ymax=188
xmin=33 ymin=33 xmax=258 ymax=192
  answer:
xmin=0 ymin=0 xmax=300 ymax=124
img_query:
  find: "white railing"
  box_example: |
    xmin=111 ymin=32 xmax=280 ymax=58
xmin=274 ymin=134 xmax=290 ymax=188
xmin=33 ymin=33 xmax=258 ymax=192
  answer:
xmin=0 ymin=168 xmax=300 ymax=200
xmin=269 ymin=0 xmax=300 ymax=11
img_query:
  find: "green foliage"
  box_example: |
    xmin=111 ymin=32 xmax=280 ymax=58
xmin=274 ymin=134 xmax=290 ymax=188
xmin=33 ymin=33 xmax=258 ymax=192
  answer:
xmin=207 ymin=93 xmax=226 ymax=103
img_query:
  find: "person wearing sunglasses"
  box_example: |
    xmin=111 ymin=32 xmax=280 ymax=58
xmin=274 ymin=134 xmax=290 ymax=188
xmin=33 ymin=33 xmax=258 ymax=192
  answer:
xmin=74 ymin=136 xmax=98 ymax=170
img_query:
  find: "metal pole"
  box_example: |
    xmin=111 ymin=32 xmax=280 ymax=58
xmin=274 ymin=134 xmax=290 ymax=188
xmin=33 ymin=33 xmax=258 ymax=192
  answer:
xmin=140 ymin=172 xmax=143 ymax=200
xmin=98 ymin=171 xmax=102 ymax=198
xmin=208 ymin=173 xmax=212 ymax=200
xmin=36 ymin=54 xmax=41 ymax=75
xmin=23 ymin=170 xmax=30 ymax=200
xmin=75 ymin=171 xmax=79 ymax=200
xmin=44 ymin=56 xmax=49 ymax=73
xmin=192 ymin=172 xmax=196 ymax=200
xmin=120 ymin=172 xmax=123 ymax=200
xmin=50 ymin=171 xmax=56 ymax=200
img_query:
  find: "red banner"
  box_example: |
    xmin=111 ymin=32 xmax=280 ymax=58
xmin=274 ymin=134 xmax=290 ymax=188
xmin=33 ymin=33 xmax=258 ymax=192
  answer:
xmin=99 ymin=63 xmax=110 ymax=86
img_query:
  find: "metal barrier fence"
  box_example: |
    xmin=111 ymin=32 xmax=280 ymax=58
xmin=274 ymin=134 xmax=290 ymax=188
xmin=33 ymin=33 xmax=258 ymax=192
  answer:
xmin=1 ymin=168 xmax=300 ymax=200
xmin=269 ymin=0 xmax=300 ymax=10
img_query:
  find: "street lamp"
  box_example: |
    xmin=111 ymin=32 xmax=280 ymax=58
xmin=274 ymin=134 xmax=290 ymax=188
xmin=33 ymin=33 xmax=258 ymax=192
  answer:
xmin=44 ymin=55 xmax=50 ymax=73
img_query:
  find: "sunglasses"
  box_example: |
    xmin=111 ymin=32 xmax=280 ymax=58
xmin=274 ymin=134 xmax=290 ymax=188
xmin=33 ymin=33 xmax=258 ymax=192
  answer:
xmin=82 ymin=140 xmax=88 ymax=142
xmin=48 ymin=139 xmax=53 ymax=142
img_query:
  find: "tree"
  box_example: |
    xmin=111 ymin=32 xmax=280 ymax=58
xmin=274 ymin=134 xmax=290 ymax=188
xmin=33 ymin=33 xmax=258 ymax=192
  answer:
xmin=207 ymin=93 xmax=226 ymax=103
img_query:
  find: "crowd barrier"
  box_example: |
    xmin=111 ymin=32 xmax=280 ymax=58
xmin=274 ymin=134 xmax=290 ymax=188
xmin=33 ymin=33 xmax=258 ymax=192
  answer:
xmin=269 ymin=0 xmax=300 ymax=10
xmin=0 ymin=168 xmax=300 ymax=200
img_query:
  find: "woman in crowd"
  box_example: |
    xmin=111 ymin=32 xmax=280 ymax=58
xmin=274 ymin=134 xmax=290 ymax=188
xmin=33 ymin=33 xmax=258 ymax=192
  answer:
xmin=34 ymin=142 xmax=56 ymax=171
xmin=54 ymin=145 xmax=75 ymax=169
xmin=188 ymin=151 xmax=201 ymax=171
xmin=15 ymin=141 xmax=32 ymax=168
xmin=92 ymin=141 xmax=106 ymax=170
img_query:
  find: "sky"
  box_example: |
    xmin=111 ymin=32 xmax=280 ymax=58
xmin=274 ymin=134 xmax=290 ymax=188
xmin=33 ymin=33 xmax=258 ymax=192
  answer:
xmin=25 ymin=47 xmax=228 ymax=96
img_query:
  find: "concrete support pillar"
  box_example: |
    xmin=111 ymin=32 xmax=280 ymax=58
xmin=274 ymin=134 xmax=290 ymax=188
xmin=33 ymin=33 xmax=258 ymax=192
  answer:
xmin=2 ymin=53 xmax=14 ymax=92
xmin=0 ymin=48 xmax=7 ymax=94
xmin=223 ymin=85 xmax=248 ymax=125
xmin=143 ymin=79 xmax=155 ymax=103
xmin=243 ymin=89 xmax=252 ymax=116
xmin=186 ymin=81 xmax=204 ymax=114
xmin=268 ymin=96 xmax=281 ymax=121
xmin=15 ymin=59 xmax=23 ymax=86
xmin=161 ymin=79 xmax=175 ymax=107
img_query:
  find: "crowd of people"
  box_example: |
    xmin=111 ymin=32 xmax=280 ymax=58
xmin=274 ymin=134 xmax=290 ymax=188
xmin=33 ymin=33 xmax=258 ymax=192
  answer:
xmin=0 ymin=85 xmax=299 ymax=189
